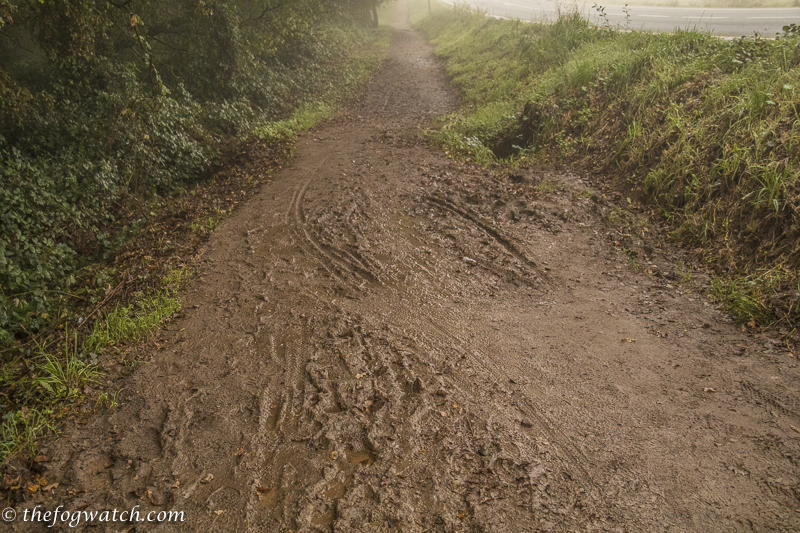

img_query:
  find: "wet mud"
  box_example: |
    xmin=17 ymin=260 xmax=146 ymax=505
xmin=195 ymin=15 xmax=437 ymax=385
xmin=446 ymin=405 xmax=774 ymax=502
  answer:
xmin=11 ymin=1 xmax=800 ymax=531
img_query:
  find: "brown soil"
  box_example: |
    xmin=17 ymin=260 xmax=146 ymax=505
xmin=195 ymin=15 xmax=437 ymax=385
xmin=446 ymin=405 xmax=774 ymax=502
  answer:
xmin=7 ymin=2 xmax=800 ymax=531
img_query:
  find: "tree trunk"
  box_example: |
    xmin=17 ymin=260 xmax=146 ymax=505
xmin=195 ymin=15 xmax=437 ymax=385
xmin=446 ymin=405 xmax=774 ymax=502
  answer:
xmin=372 ymin=4 xmax=378 ymax=27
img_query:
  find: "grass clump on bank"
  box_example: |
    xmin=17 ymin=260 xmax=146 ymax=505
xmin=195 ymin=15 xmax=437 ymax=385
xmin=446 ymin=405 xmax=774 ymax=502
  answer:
xmin=0 ymin=271 xmax=184 ymax=464
xmin=84 ymin=292 xmax=181 ymax=353
xmin=1 ymin=331 xmax=98 ymax=462
xmin=418 ymin=5 xmax=800 ymax=327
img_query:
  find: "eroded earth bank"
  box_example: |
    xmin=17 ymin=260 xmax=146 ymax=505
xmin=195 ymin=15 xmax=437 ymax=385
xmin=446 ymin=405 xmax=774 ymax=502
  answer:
xmin=12 ymin=2 xmax=800 ymax=531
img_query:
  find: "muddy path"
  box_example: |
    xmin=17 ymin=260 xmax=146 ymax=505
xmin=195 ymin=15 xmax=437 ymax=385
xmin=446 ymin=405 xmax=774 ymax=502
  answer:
xmin=11 ymin=2 xmax=800 ymax=531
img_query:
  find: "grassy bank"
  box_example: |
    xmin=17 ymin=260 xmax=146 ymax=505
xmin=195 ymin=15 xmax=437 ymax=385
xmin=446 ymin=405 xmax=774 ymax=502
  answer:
xmin=417 ymin=4 xmax=799 ymax=328
xmin=0 ymin=18 xmax=389 ymax=466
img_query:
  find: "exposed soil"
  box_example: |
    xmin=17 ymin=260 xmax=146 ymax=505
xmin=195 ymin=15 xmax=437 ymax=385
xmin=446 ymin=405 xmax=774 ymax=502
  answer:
xmin=6 ymin=2 xmax=800 ymax=531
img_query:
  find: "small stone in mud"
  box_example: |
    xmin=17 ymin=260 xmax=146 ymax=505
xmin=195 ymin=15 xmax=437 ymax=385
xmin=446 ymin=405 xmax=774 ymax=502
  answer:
xmin=463 ymin=257 xmax=477 ymax=265
xmin=520 ymin=418 xmax=534 ymax=428
xmin=412 ymin=377 xmax=425 ymax=393
xmin=435 ymin=389 xmax=448 ymax=397
xmin=478 ymin=444 xmax=489 ymax=456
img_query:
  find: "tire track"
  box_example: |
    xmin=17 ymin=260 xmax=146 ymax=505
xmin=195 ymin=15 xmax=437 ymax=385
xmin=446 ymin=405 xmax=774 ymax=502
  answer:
xmin=426 ymin=194 xmax=553 ymax=287
xmin=741 ymin=380 xmax=800 ymax=421
xmin=288 ymin=176 xmax=381 ymax=287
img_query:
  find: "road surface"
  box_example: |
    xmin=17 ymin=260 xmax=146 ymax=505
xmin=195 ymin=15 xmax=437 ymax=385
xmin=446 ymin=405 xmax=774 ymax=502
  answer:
xmin=442 ymin=0 xmax=800 ymax=36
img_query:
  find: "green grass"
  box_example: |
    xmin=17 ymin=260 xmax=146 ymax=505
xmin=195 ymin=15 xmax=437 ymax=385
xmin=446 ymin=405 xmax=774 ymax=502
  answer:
xmin=417 ymin=5 xmax=800 ymax=327
xmin=0 ymin=331 xmax=98 ymax=464
xmin=535 ymin=179 xmax=562 ymax=194
xmin=1 ymin=289 xmax=179 ymax=464
xmin=190 ymin=207 xmax=226 ymax=236
xmin=85 ymin=291 xmax=181 ymax=353
xmin=672 ymin=262 xmax=695 ymax=285
xmin=254 ymin=26 xmax=390 ymax=141
xmin=711 ymin=277 xmax=773 ymax=325
xmin=34 ymin=354 xmax=99 ymax=402
xmin=161 ymin=264 xmax=193 ymax=290
xmin=1 ymin=408 xmax=56 ymax=463
xmin=95 ymin=389 xmax=122 ymax=410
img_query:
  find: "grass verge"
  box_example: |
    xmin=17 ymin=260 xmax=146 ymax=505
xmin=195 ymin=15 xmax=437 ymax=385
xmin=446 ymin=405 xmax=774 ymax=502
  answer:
xmin=417 ymin=4 xmax=800 ymax=328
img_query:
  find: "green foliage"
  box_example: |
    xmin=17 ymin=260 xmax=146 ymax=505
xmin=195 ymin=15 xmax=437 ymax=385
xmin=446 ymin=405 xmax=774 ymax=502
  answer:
xmin=95 ymin=389 xmax=122 ymax=410
xmin=161 ymin=265 xmax=193 ymax=290
xmin=0 ymin=330 xmax=99 ymax=464
xmin=0 ymin=0 xmax=389 ymax=465
xmin=0 ymin=0 xmax=387 ymax=343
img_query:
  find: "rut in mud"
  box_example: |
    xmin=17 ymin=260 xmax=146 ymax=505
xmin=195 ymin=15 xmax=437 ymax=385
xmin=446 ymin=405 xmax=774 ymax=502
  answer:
xmin=13 ymin=2 xmax=800 ymax=532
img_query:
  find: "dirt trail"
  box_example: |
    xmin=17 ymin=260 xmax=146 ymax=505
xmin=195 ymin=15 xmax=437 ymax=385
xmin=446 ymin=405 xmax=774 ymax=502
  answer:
xmin=13 ymin=2 xmax=800 ymax=531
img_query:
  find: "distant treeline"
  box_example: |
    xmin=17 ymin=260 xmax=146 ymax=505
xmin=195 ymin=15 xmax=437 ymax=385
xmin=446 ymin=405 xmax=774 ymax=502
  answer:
xmin=0 ymin=0 xmax=384 ymax=342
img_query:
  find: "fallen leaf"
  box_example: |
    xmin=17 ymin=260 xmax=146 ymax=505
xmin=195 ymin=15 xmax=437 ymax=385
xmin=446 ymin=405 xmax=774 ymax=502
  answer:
xmin=28 ymin=484 xmax=40 ymax=492
xmin=42 ymin=483 xmax=59 ymax=492
xmin=145 ymin=489 xmax=161 ymax=506
xmin=790 ymin=426 xmax=800 ymax=434
xmin=621 ymin=338 xmax=636 ymax=343
xmin=201 ymin=474 xmax=214 ymax=484
xmin=235 ymin=447 xmax=244 ymax=457
xmin=703 ymin=388 xmax=716 ymax=392
xmin=1 ymin=475 xmax=20 ymax=490
xmin=214 ymin=510 xmax=226 ymax=516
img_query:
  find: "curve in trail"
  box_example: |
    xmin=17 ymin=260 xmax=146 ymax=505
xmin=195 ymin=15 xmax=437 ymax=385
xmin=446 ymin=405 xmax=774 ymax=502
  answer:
xmin=28 ymin=1 xmax=800 ymax=532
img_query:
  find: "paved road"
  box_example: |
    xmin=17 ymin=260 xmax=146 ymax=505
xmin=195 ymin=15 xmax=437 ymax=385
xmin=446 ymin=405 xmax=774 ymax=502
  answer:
xmin=440 ymin=0 xmax=800 ymax=36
